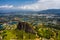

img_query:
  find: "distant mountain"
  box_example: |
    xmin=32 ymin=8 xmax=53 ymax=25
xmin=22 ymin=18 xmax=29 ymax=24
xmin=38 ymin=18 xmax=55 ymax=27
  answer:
xmin=39 ymin=9 xmax=60 ymax=15
xmin=0 ymin=9 xmax=60 ymax=15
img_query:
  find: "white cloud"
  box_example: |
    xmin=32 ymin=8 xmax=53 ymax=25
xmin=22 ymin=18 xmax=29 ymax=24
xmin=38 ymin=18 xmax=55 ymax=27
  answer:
xmin=0 ymin=0 xmax=60 ymax=11
xmin=0 ymin=5 xmax=13 ymax=9
xmin=18 ymin=0 xmax=60 ymax=11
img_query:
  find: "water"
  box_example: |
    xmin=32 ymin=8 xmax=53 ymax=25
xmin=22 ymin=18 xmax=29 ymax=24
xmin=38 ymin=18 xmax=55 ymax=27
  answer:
xmin=9 ymin=21 xmax=18 ymax=25
xmin=0 ymin=24 xmax=3 ymax=30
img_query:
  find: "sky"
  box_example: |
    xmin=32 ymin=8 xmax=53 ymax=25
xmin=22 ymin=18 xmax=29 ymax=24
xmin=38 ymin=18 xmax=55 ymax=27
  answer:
xmin=0 ymin=0 xmax=60 ymax=11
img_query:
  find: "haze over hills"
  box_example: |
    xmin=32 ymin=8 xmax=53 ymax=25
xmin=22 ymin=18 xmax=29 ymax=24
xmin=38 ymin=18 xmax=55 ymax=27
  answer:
xmin=0 ymin=9 xmax=60 ymax=15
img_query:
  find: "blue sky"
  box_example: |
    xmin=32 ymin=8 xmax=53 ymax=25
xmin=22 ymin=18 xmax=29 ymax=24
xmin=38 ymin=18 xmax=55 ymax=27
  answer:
xmin=0 ymin=0 xmax=37 ymax=6
xmin=0 ymin=0 xmax=60 ymax=11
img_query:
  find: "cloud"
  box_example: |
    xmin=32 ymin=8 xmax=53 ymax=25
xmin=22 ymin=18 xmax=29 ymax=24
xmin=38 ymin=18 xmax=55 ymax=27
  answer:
xmin=0 ymin=0 xmax=60 ymax=11
xmin=0 ymin=5 xmax=13 ymax=9
xmin=18 ymin=0 xmax=60 ymax=11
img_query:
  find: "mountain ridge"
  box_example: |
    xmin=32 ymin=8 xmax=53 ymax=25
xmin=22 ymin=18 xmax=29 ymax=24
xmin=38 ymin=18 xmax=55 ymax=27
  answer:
xmin=0 ymin=9 xmax=60 ymax=15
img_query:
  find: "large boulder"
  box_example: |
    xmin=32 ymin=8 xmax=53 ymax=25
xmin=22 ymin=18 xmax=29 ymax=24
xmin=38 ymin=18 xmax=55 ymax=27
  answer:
xmin=17 ymin=22 xmax=36 ymax=34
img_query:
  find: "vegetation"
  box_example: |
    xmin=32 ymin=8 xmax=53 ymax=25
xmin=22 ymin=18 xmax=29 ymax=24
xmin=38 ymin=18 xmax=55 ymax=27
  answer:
xmin=0 ymin=15 xmax=60 ymax=40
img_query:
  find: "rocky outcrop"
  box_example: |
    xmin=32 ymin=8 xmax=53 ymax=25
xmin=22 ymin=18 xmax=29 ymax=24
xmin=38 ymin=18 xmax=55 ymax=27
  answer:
xmin=17 ymin=22 xmax=36 ymax=34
